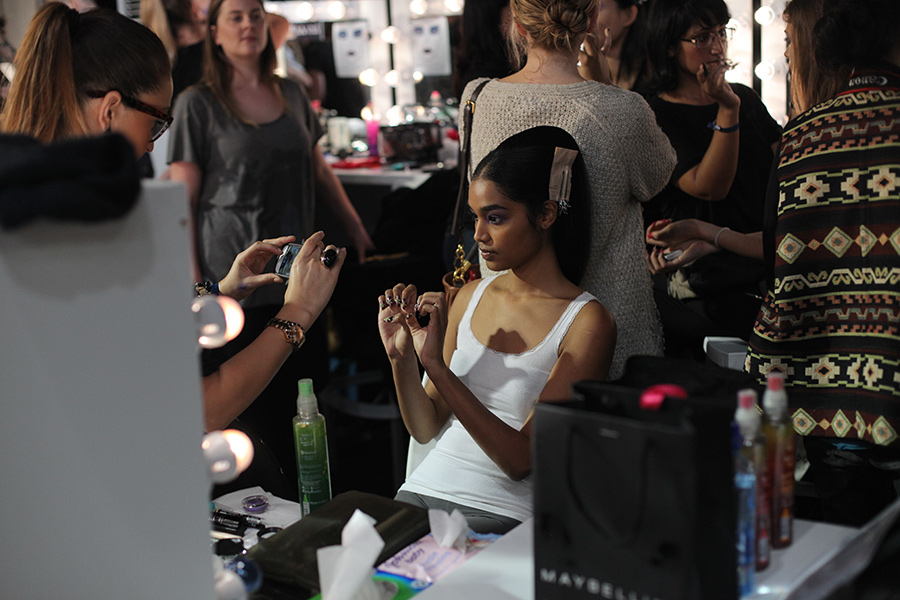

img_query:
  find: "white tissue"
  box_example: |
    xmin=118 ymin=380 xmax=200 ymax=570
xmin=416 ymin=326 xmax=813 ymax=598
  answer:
xmin=428 ymin=509 xmax=469 ymax=551
xmin=317 ymin=510 xmax=386 ymax=600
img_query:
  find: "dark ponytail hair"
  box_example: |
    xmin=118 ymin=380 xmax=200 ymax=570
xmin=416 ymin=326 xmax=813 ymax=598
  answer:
xmin=0 ymin=3 xmax=169 ymax=142
xmin=472 ymin=126 xmax=591 ymax=285
xmin=815 ymin=0 xmax=900 ymax=72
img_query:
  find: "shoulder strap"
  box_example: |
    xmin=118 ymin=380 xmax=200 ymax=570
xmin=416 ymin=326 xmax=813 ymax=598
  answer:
xmin=451 ymin=79 xmax=491 ymax=235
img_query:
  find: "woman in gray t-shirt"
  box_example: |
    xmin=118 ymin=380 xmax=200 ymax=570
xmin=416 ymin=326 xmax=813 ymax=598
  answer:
xmin=166 ymin=0 xmax=373 ymax=499
xmin=167 ymin=0 xmax=373 ymax=308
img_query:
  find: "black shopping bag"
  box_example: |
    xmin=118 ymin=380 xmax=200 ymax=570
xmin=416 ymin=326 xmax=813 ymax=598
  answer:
xmin=533 ymin=358 xmax=747 ymax=600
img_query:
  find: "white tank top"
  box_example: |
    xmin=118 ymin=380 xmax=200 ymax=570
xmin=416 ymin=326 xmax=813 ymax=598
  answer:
xmin=399 ymin=275 xmax=596 ymax=521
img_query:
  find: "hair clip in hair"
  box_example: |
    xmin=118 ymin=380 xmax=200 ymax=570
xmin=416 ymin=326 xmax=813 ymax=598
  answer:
xmin=548 ymin=147 xmax=578 ymax=215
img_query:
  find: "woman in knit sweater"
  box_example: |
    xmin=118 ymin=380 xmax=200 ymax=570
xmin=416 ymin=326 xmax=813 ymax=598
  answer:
xmin=460 ymin=0 xmax=675 ymax=379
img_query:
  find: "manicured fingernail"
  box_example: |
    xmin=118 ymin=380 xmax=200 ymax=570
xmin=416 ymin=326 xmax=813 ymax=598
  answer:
xmin=379 ymin=301 xmax=388 ymax=309
xmin=400 ymin=299 xmax=408 ymax=308
xmin=383 ymin=316 xmax=395 ymax=323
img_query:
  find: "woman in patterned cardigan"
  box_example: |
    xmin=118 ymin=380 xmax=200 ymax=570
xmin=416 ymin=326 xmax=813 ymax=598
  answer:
xmin=745 ymin=0 xmax=900 ymax=526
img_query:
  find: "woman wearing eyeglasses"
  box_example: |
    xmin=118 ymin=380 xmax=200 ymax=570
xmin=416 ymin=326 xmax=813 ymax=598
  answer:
xmin=1 ymin=2 xmax=349 ymax=500
xmin=640 ymin=0 xmax=782 ymax=359
xmin=0 ymin=2 xmax=173 ymax=158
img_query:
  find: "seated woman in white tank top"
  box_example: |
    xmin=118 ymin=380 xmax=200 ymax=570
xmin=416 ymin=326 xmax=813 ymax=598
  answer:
xmin=377 ymin=127 xmax=617 ymax=534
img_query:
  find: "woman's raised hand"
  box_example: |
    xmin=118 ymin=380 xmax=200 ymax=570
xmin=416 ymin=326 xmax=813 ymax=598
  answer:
xmin=280 ymin=231 xmax=346 ymax=328
xmin=697 ymin=60 xmax=740 ymax=110
xmin=578 ymin=24 xmax=613 ymax=84
xmin=378 ymin=283 xmax=416 ymax=360
xmin=378 ymin=284 xmax=447 ymax=368
xmin=647 ymin=238 xmax=717 ymax=275
xmin=646 ymin=218 xmax=702 ymax=248
xmin=218 ymin=235 xmax=296 ymax=301
xmin=407 ymin=290 xmax=447 ymax=369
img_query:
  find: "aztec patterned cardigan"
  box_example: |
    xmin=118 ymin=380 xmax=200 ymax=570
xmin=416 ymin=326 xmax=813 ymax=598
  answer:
xmin=746 ymin=60 xmax=900 ymax=446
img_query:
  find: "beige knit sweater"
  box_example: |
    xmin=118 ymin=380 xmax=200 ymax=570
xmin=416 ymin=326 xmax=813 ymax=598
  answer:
xmin=462 ymin=78 xmax=676 ymax=379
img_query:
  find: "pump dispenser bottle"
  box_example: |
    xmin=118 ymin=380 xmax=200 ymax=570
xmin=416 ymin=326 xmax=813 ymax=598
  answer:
xmin=762 ymin=372 xmax=794 ymax=548
xmin=293 ymin=378 xmax=332 ymax=516
xmin=733 ymin=418 xmax=756 ymax=597
xmin=735 ymin=388 xmax=771 ymax=571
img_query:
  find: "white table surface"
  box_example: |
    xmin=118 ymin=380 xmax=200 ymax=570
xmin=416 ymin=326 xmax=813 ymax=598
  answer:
xmin=417 ymin=518 xmax=863 ymax=600
xmin=333 ymin=166 xmax=432 ymax=190
xmin=217 ymin=486 xmax=895 ymax=600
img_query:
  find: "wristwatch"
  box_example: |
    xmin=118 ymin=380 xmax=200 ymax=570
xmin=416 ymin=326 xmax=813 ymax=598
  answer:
xmin=266 ymin=317 xmax=306 ymax=351
xmin=194 ymin=281 xmax=220 ymax=297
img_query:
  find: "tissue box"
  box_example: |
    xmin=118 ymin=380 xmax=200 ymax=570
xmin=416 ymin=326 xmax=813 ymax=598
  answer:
xmin=248 ymin=491 xmax=430 ymax=597
xmin=703 ymin=336 xmax=748 ymax=371
xmin=308 ymin=572 xmax=428 ymax=600
xmin=377 ymin=531 xmax=499 ymax=584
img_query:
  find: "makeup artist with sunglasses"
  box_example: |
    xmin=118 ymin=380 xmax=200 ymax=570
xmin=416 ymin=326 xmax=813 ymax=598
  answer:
xmin=640 ymin=0 xmax=782 ymax=360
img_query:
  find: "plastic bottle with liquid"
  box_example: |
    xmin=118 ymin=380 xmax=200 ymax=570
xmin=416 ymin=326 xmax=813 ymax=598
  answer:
xmin=733 ymin=395 xmax=757 ymax=597
xmin=293 ymin=378 xmax=332 ymax=516
xmin=762 ymin=372 xmax=794 ymax=548
xmin=428 ymin=90 xmax=451 ymax=126
xmin=735 ymin=388 xmax=771 ymax=571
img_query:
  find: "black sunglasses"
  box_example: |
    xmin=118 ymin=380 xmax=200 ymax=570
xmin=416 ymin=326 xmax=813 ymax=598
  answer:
xmin=86 ymin=90 xmax=173 ymax=142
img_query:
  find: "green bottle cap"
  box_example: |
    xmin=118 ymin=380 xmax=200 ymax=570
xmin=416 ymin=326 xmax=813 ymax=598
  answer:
xmin=297 ymin=378 xmax=317 ymax=413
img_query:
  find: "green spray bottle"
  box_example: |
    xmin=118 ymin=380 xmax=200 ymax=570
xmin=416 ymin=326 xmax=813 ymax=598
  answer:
xmin=293 ymin=378 xmax=332 ymax=516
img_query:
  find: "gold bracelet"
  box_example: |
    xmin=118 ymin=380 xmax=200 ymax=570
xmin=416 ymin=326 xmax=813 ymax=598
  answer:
xmin=266 ymin=317 xmax=306 ymax=351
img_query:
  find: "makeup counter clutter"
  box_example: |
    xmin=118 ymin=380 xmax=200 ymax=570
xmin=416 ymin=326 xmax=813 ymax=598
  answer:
xmin=214 ymin=486 xmax=900 ymax=600
xmin=317 ymin=117 xmax=455 ymax=250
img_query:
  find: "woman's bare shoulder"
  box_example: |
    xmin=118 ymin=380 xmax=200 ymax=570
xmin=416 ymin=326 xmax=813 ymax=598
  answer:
xmin=569 ymin=297 xmax=617 ymax=343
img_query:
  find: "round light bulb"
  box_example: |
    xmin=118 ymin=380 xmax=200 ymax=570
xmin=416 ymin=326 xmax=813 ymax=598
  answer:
xmin=381 ymin=26 xmax=400 ymax=44
xmin=358 ymin=68 xmax=379 ymax=87
xmin=409 ymin=0 xmax=427 ymax=16
xmin=297 ymin=2 xmax=315 ymax=21
xmin=386 ymin=105 xmax=404 ymax=126
xmin=444 ymin=0 xmax=462 ymax=12
xmin=220 ymin=296 xmax=245 ymax=344
xmin=214 ymin=565 xmax=247 ymax=600
xmin=326 ymin=1 xmax=346 ymax=20
xmin=754 ymin=60 xmax=776 ymax=81
xmin=383 ymin=69 xmax=400 ymax=87
xmin=222 ymin=429 xmax=254 ymax=474
xmin=754 ymin=6 xmax=776 ymax=26
xmin=192 ymin=294 xmax=244 ymax=349
xmin=202 ymin=432 xmax=237 ymax=483
xmin=727 ymin=18 xmax=741 ymax=35
xmin=412 ymin=70 xmax=424 ymax=83
xmin=724 ymin=65 xmax=744 ymax=83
